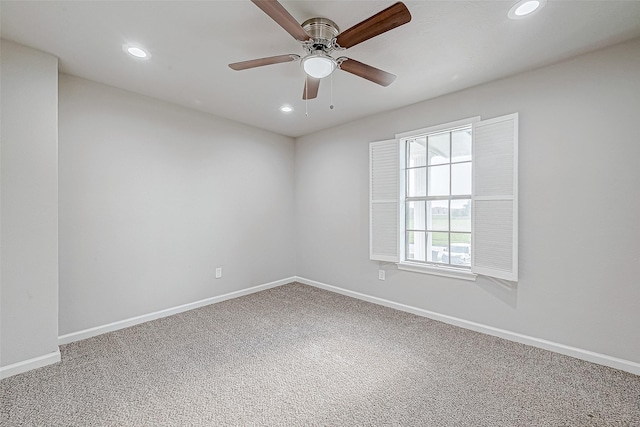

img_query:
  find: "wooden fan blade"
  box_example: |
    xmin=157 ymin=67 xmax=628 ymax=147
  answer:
xmin=303 ymin=76 xmax=320 ymax=100
xmin=336 ymin=2 xmax=411 ymax=49
xmin=339 ymin=58 xmax=396 ymax=87
xmin=229 ymin=54 xmax=299 ymax=71
xmin=251 ymin=0 xmax=311 ymax=42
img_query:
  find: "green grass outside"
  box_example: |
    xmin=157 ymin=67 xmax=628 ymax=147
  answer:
xmin=408 ymin=215 xmax=470 ymax=247
xmin=432 ymin=232 xmax=470 ymax=247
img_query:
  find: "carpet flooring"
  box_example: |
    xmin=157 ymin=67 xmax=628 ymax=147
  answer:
xmin=1 ymin=282 xmax=639 ymax=426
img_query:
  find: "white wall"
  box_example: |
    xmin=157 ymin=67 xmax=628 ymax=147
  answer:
xmin=58 ymin=75 xmax=295 ymax=335
xmin=295 ymin=38 xmax=640 ymax=365
xmin=0 ymin=41 xmax=59 ymax=368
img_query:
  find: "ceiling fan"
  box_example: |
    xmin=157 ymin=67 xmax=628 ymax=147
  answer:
xmin=229 ymin=0 xmax=412 ymax=100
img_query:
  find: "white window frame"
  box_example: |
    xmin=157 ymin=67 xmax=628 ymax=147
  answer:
xmin=369 ymin=114 xmax=519 ymax=282
xmin=396 ymin=117 xmax=480 ymax=281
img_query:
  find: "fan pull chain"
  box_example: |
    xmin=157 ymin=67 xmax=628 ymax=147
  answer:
xmin=305 ymin=75 xmax=309 ymax=117
xmin=330 ymin=72 xmax=334 ymax=110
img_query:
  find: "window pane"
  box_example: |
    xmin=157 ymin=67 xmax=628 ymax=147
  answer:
xmin=428 ymin=232 xmax=449 ymax=263
xmin=403 ymin=123 xmax=474 ymax=269
xmin=406 ymin=201 xmax=425 ymax=230
xmin=451 ymin=199 xmax=471 ymax=232
xmin=408 ymin=138 xmax=427 ymax=168
xmin=428 ymin=164 xmax=450 ymax=196
xmin=452 ymin=129 xmax=472 ymax=163
xmin=451 ymin=162 xmax=472 ymax=195
xmin=428 ymin=133 xmax=450 ymax=165
xmin=407 ymin=167 xmax=426 ymax=197
xmin=407 ymin=231 xmax=426 ymax=261
xmin=446 ymin=233 xmax=471 ymax=267
xmin=427 ymin=200 xmax=448 ymax=231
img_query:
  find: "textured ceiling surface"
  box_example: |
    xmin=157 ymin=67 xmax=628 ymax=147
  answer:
xmin=2 ymin=1 xmax=640 ymax=137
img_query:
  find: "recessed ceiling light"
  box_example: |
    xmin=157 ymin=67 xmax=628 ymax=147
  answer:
xmin=280 ymin=105 xmax=294 ymax=113
xmin=123 ymin=44 xmax=151 ymax=59
xmin=508 ymin=0 xmax=546 ymax=19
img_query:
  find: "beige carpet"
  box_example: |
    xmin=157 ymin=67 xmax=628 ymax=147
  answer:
xmin=1 ymin=282 xmax=639 ymax=426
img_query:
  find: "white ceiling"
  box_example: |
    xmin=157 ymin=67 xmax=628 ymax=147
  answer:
xmin=2 ymin=1 xmax=640 ymax=137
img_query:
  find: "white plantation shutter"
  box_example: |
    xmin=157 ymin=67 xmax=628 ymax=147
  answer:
xmin=370 ymin=139 xmax=399 ymax=262
xmin=472 ymin=113 xmax=518 ymax=281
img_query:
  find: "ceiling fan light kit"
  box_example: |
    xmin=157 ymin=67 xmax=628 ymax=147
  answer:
xmin=229 ymin=0 xmax=412 ymax=101
xmin=300 ymin=17 xmax=340 ymax=79
xmin=302 ymin=53 xmax=336 ymax=79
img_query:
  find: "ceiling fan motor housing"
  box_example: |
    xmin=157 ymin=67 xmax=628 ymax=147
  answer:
xmin=302 ymin=17 xmax=340 ymax=53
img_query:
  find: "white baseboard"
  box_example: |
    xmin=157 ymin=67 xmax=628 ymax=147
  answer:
xmin=53 ymin=274 xmax=640 ymax=376
xmin=0 ymin=350 xmax=61 ymax=380
xmin=58 ymin=277 xmax=296 ymax=345
xmin=295 ymin=276 xmax=640 ymax=376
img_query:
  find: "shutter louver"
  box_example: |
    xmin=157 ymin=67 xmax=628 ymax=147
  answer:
xmin=472 ymin=114 xmax=518 ymax=281
xmin=370 ymin=139 xmax=399 ymax=262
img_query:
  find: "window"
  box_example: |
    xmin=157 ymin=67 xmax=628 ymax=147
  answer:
xmin=370 ymin=114 xmax=518 ymax=282
xmin=404 ymin=125 xmax=473 ymax=268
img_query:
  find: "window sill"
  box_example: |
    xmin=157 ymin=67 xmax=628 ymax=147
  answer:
xmin=397 ymin=262 xmax=477 ymax=281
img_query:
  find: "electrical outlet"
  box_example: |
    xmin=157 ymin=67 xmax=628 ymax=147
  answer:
xmin=215 ymin=267 xmax=222 ymax=279
xmin=378 ymin=270 xmax=385 ymax=281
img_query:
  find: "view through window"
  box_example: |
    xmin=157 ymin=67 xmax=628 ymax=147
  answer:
xmin=404 ymin=125 xmax=472 ymax=267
